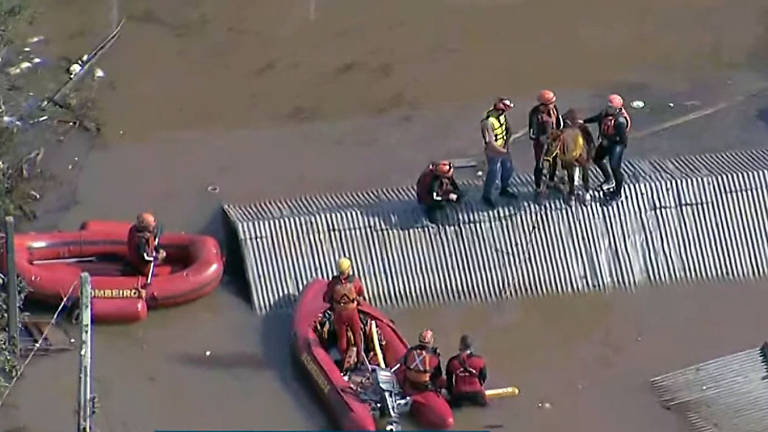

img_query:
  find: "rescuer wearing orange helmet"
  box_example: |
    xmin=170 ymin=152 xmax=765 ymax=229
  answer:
xmin=400 ymin=329 xmax=443 ymax=394
xmin=528 ymin=90 xmax=564 ymax=202
xmin=583 ymin=93 xmax=631 ymax=203
xmin=127 ymin=212 xmax=166 ymax=279
xmin=416 ymin=160 xmax=463 ymax=225
xmin=324 ymin=257 xmax=366 ymax=370
xmin=480 ymin=97 xmax=518 ymax=208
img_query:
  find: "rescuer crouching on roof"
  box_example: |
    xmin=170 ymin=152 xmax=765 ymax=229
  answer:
xmin=416 ymin=160 xmax=463 ymax=226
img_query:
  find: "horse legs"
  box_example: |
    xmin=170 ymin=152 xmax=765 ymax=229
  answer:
xmin=566 ymin=163 xmax=576 ymax=205
xmin=581 ymin=162 xmax=590 ymax=193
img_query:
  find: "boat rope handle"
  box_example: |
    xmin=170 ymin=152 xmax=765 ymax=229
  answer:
xmin=0 ymin=280 xmax=78 ymax=408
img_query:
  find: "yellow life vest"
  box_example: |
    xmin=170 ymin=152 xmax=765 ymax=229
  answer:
xmin=485 ymin=109 xmax=508 ymax=151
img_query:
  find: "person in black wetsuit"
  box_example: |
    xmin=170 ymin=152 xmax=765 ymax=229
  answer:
xmin=583 ymin=94 xmax=631 ymax=202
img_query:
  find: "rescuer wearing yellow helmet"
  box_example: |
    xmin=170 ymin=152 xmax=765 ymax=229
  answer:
xmin=323 ymin=257 xmax=367 ymax=370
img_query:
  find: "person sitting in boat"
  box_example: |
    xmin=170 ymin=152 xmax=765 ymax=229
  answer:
xmin=400 ymin=329 xmax=443 ymax=394
xmin=323 ymin=257 xmax=365 ymax=304
xmin=446 ymin=334 xmax=488 ymax=407
xmin=127 ymin=212 xmax=166 ymax=280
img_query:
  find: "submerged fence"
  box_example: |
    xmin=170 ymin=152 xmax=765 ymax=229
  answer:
xmin=224 ymin=148 xmax=768 ymax=314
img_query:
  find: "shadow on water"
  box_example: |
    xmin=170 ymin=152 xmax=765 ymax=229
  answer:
xmin=199 ymin=206 xmax=250 ymax=304
xmin=173 ymin=351 xmax=267 ymax=371
xmin=260 ymin=292 xmax=331 ymax=429
xmin=758 ymin=106 xmax=768 ymax=126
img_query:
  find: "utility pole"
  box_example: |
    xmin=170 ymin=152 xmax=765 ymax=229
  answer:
xmin=4 ymin=216 xmax=18 ymax=358
xmin=76 ymin=272 xmax=93 ymax=432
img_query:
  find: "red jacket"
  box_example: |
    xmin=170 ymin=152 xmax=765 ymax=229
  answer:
xmin=446 ymin=351 xmax=487 ymax=395
xmin=323 ymin=274 xmax=365 ymax=304
xmin=127 ymin=224 xmax=158 ymax=274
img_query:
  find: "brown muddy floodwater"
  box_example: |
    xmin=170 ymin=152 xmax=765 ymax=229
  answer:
xmin=1 ymin=0 xmax=768 ymax=430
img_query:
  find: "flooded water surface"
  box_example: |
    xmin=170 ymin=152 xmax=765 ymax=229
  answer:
xmin=1 ymin=0 xmax=768 ymax=430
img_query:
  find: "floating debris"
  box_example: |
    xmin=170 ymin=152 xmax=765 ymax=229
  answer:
xmin=26 ymin=36 xmax=45 ymax=44
xmin=2 ymin=116 xmax=21 ymax=128
xmin=29 ymin=115 xmax=49 ymax=125
xmin=7 ymin=57 xmax=43 ymax=75
xmin=476 ymin=170 xmax=483 ymax=177
xmin=21 ymin=148 xmax=44 ymax=178
xmin=668 ymin=103 xmax=675 ymax=108
xmin=537 ymin=401 xmax=552 ymax=409
xmin=28 ymin=190 xmax=40 ymax=201
xmin=207 ymin=184 xmax=220 ymax=193
xmin=630 ymin=100 xmax=645 ymax=109
xmin=93 ymin=67 xmax=105 ymax=79
xmin=204 ymin=350 xmax=212 ymax=357
xmin=119 ymin=129 xmax=124 ymax=135
xmin=69 ymin=338 xmax=76 ymax=344
xmin=22 ymin=47 xmax=31 ymax=52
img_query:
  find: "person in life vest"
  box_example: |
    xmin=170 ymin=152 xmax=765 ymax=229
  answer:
xmin=528 ymin=89 xmax=564 ymax=203
xmin=416 ymin=161 xmax=463 ymax=225
xmin=583 ymin=94 xmax=631 ymax=202
xmin=401 ymin=329 xmax=443 ymax=393
xmin=446 ymin=334 xmax=488 ymax=407
xmin=127 ymin=212 xmax=166 ymax=281
xmin=324 ymin=257 xmax=366 ymax=370
xmin=480 ymin=98 xmax=518 ymax=208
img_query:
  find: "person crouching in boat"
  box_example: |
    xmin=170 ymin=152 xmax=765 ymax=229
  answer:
xmin=401 ymin=329 xmax=443 ymax=394
xmin=324 ymin=257 xmax=367 ymax=372
xmin=446 ymin=334 xmax=488 ymax=407
xmin=127 ymin=212 xmax=166 ymax=285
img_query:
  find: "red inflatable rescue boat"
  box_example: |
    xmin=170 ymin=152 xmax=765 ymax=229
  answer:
xmin=293 ymin=279 xmax=454 ymax=430
xmin=6 ymin=220 xmax=224 ymax=323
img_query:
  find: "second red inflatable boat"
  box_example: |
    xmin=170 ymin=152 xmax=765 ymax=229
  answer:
xmin=6 ymin=220 xmax=224 ymax=323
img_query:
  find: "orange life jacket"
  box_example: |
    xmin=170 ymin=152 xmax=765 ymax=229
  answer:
xmin=600 ymin=109 xmax=631 ymax=137
xmin=332 ymin=282 xmax=358 ymax=311
xmin=405 ymin=347 xmax=436 ymax=384
xmin=127 ymin=225 xmax=156 ymax=271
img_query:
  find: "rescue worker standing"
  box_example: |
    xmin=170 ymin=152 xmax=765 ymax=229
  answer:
xmin=583 ymin=94 xmax=631 ymax=202
xmin=401 ymin=329 xmax=443 ymax=393
xmin=446 ymin=334 xmax=488 ymax=407
xmin=324 ymin=257 xmax=366 ymax=369
xmin=481 ymin=98 xmax=517 ymax=208
xmin=127 ymin=212 xmax=166 ymax=278
xmin=416 ymin=161 xmax=462 ymax=225
xmin=528 ymin=90 xmax=563 ymax=202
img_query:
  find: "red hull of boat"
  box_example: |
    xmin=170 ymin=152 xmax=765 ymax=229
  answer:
xmin=292 ymin=279 xmax=454 ymax=430
xmin=5 ymin=220 xmax=224 ymax=323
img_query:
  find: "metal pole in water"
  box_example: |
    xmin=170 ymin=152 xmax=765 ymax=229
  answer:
xmin=4 ymin=216 xmax=19 ymax=358
xmin=77 ymin=272 xmax=92 ymax=432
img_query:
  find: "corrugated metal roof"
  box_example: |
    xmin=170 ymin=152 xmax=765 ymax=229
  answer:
xmin=650 ymin=343 xmax=768 ymax=432
xmin=224 ymin=148 xmax=768 ymax=314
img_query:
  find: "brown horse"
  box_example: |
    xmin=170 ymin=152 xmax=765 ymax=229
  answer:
xmin=541 ymin=109 xmax=595 ymax=205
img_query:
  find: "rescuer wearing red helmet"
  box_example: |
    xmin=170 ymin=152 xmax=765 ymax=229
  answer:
xmin=127 ymin=212 xmax=166 ymax=277
xmin=446 ymin=334 xmax=488 ymax=407
xmin=401 ymin=329 xmax=443 ymax=393
xmin=528 ymin=90 xmax=564 ymax=203
xmin=583 ymin=93 xmax=631 ymax=203
xmin=416 ymin=160 xmax=463 ymax=225
xmin=480 ymin=97 xmax=518 ymax=208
